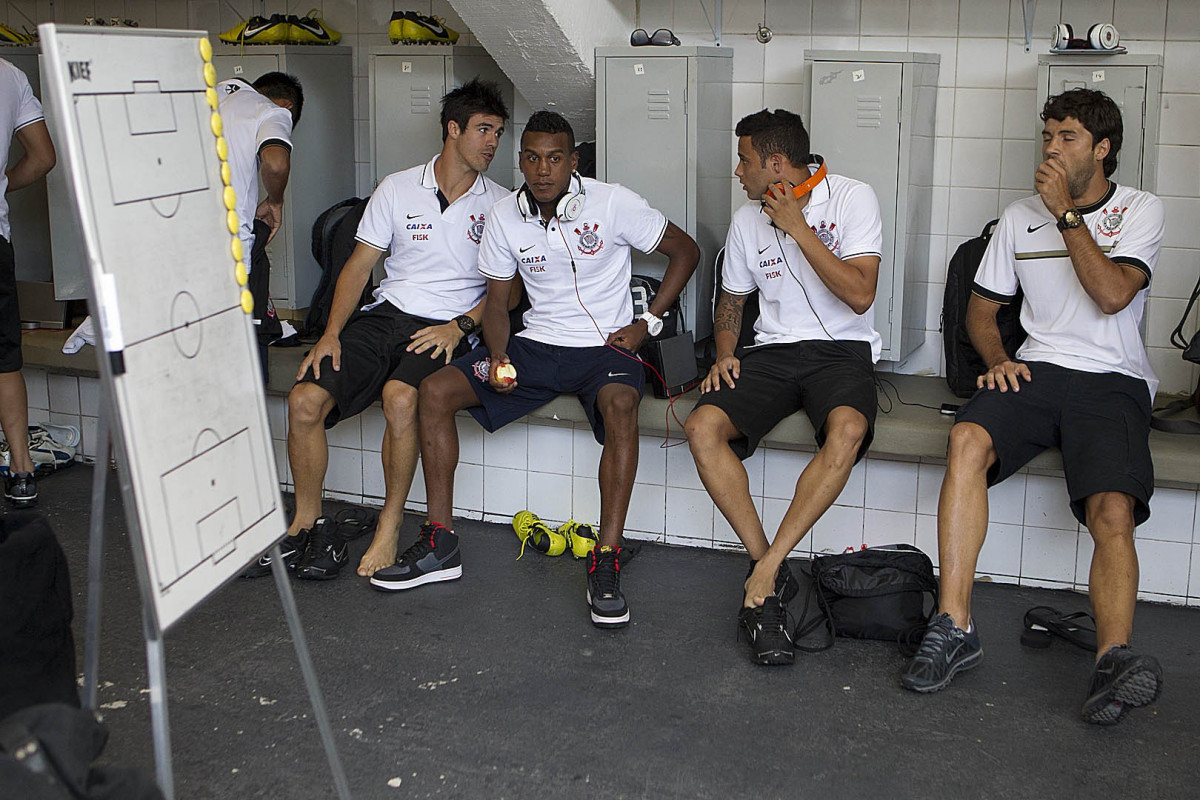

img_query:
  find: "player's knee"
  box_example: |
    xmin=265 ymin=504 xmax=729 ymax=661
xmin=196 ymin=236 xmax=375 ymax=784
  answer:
xmin=288 ymin=383 xmax=330 ymax=428
xmin=947 ymin=422 xmax=995 ymax=472
xmin=381 ymin=381 xmax=418 ymax=427
xmin=1086 ymin=493 xmax=1135 ymax=541
xmin=685 ymin=406 xmax=729 ymax=454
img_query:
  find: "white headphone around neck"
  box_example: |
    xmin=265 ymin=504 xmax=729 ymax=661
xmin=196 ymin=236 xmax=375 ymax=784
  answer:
xmin=517 ymin=172 xmax=586 ymax=222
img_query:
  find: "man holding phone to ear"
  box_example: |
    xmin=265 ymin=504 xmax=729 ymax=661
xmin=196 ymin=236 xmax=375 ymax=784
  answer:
xmin=685 ymin=109 xmax=883 ymax=666
xmin=403 ymin=111 xmax=699 ymax=630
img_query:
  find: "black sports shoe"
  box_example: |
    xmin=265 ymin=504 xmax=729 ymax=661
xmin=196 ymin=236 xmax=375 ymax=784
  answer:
xmin=738 ymin=597 xmax=795 ymax=665
xmin=1081 ymin=645 xmax=1163 ymax=725
xmin=901 ymin=612 xmax=983 ymax=693
xmin=745 ymin=558 xmax=800 ymax=603
xmin=242 ymin=527 xmax=310 ymax=578
xmin=586 ymin=546 xmax=629 ymax=627
xmin=4 ymin=471 xmax=37 ymax=508
xmin=370 ymin=521 xmax=462 ymax=591
xmin=295 ymin=518 xmax=347 ymax=580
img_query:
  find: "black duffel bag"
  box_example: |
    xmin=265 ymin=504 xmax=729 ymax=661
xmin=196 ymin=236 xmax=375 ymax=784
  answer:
xmin=795 ymin=543 xmax=938 ymax=651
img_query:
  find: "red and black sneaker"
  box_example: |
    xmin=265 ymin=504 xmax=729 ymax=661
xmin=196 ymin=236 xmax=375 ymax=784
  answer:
xmin=370 ymin=521 xmax=462 ymax=591
xmin=586 ymin=545 xmax=629 ymax=628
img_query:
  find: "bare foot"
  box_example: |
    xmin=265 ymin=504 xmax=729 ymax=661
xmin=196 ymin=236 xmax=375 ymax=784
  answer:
xmin=743 ymin=562 xmax=777 ymax=609
xmin=357 ymin=526 xmax=401 ymax=577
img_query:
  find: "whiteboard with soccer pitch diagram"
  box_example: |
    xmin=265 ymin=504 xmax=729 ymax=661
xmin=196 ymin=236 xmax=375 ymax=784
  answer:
xmin=40 ymin=24 xmax=286 ymax=632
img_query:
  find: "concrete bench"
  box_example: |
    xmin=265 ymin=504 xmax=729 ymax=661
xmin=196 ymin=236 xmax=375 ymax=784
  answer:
xmin=20 ymin=328 xmax=1200 ymax=486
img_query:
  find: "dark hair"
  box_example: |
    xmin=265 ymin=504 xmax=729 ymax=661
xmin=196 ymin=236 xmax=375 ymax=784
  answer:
xmin=735 ymin=109 xmax=810 ymax=167
xmin=252 ymin=72 xmax=304 ymax=125
xmin=522 ymin=110 xmax=575 ymax=152
xmin=441 ymin=78 xmax=510 ymax=141
xmin=1041 ymin=88 xmax=1122 ymax=177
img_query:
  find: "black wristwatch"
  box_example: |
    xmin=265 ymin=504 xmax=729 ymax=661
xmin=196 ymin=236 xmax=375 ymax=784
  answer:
xmin=1056 ymin=208 xmax=1084 ymax=231
xmin=454 ymin=315 xmax=477 ymax=335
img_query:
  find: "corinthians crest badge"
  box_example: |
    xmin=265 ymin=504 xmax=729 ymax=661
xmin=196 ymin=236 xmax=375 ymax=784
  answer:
xmin=811 ymin=220 xmax=839 ymax=252
xmin=1097 ymin=205 xmax=1126 ymax=238
xmin=467 ymin=213 xmax=486 ymax=244
xmin=574 ymin=222 xmax=604 ymax=256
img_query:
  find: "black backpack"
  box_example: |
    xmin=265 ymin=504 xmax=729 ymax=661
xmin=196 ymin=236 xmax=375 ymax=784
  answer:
xmin=702 ymin=247 xmax=759 ymax=366
xmin=630 ymin=273 xmax=683 ymax=340
xmin=942 ymin=219 xmax=1026 ymax=398
xmin=302 ymin=197 xmax=373 ymax=340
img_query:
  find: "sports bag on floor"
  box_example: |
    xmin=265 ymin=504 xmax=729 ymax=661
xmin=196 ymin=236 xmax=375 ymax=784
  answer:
xmin=794 ymin=543 xmax=938 ymax=650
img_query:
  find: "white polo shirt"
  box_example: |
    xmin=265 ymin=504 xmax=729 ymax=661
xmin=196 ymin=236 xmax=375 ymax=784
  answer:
xmin=0 ymin=58 xmax=44 ymax=241
xmin=722 ymin=168 xmax=884 ymax=361
xmin=973 ymin=182 xmax=1164 ymax=398
xmin=356 ymin=155 xmax=509 ymax=320
xmin=216 ymin=79 xmax=293 ymax=262
xmin=478 ymin=178 xmax=667 ymax=347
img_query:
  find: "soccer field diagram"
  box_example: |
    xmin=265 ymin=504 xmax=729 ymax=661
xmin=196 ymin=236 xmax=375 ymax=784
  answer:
xmin=41 ymin=26 xmax=286 ymax=631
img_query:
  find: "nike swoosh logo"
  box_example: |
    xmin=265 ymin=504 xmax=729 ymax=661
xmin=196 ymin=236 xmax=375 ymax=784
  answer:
xmin=243 ymin=21 xmax=277 ymax=37
xmin=607 ymin=371 xmax=630 ymax=377
xmin=1027 ymin=221 xmax=1052 ymax=233
xmin=519 ymin=245 xmax=536 ymax=253
xmin=758 ymin=245 xmax=771 ymax=254
xmin=407 ymin=213 xmax=423 ymax=219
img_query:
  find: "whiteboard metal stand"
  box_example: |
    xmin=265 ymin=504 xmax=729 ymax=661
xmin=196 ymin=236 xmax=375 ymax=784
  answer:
xmin=80 ymin=392 xmax=352 ymax=800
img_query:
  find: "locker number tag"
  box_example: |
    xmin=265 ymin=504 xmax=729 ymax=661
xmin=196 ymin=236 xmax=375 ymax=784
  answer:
xmin=634 ymin=63 xmax=645 ymax=75
xmin=852 ymin=69 xmax=865 ymax=82
xmin=233 ymin=65 xmax=243 ymax=75
xmin=403 ymin=62 xmax=412 ymax=73
xmin=1092 ymin=70 xmax=1105 ymax=82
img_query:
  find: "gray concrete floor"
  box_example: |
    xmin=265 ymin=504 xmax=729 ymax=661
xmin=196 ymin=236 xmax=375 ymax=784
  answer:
xmin=20 ymin=464 xmax=1200 ymax=799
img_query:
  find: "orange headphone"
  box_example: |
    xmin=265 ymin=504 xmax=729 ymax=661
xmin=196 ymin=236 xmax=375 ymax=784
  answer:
xmin=765 ymin=155 xmax=827 ymax=202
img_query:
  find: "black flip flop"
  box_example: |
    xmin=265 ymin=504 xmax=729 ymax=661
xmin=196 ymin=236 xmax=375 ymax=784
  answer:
xmin=332 ymin=507 xmax=379 ymax=541
xmin=1021 ymin=605 xmax=1097 ymax=652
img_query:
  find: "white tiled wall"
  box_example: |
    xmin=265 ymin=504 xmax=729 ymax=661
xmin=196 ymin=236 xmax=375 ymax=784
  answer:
xmin=9 ymin=2 xmax=1199 ymax=605
xmin=19 ymin=365 xmax=1200 ymax=605
xmin=9 ymin=0 xmax=1192 ymax=388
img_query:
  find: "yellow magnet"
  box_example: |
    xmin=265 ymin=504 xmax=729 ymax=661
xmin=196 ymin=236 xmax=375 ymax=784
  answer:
xmin=223 ymin=185 xmax=237 ymax=210
xmin=216 ymin=136 xmax=227 ymax=160
xmin=200 ymin=38 xmax=213 ymax=62
xmin=235 ymin=262 xmax=248 ymax=286
xmin=204 ymin=62 xmax=216 ymax=87
xmin=231 ymin=237 xmax=243 ymax=262
xmin=221 ymin=161 xmax=231 ymax=186
xmin=206 ymin=88 xmax=218 ymax=110
xmin=210 ymin=112 xmax=223 ymax=137
xmin=227 ymin=210 xmax=239 ymax=234
xmin=240 ymin=289 xmax=254 ymax=314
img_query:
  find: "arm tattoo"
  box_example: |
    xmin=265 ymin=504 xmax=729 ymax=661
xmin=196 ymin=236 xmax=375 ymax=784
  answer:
xmin=713 ymin=291 xmax=746 ymax=336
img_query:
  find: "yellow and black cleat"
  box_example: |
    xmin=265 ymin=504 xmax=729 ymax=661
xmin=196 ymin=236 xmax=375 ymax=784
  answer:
xmin=512 ymin=510 xmax=567 ymax=559
xmin=388 ymin=11 xmax=459 ymax=45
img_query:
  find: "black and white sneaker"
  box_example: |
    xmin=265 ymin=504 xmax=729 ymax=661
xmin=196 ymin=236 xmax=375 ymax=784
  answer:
xmin=370 ymin=521 xmax=462 ymax=591
xmin=295 ymin=518 xmax=347 ymax=580
xmin=1081 ymin=645 xmax=1163 ymax=725
xmin=4 ymin=471 xmax=37 ymax=508
xmin=586 ymin=546 xmax=629 ymax=628
xmin=745 ymin=558 xmax=801 ymax=603
xmin=242 ymin=527 xmax=310 ymax=578
xmin=901 ymin=612 xmax=983 ymax=693
xmin=738 ymin=597 xmax=795 ymax=665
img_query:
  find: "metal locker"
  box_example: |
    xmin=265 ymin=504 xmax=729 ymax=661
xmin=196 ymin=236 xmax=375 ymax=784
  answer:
xmin=805 ymin=51 xmax=940 ymax=363
xmin=369 ymin=46 xmax=515 ymax=189
xmin=1037 ymin=54 xmax=1163 ymax=193
xmin=212 ymin=46 xmax=355 ymax=313
xmin=596 ymin=46 xmax=732 ymax=341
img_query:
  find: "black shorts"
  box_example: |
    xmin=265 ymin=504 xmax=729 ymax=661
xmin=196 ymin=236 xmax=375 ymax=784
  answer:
xmin=0 ymin=236 xmax=20 ymax=373
xmin=693 ymin=340 xmax=877 ymax=460
xmin=296 ymin=301 xmax=471 ymax=428
xmin=451 ymin=336 xmax=644 ymax=444
xmin=956 ymin=361 xmax=1154 ymax=526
